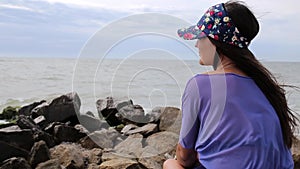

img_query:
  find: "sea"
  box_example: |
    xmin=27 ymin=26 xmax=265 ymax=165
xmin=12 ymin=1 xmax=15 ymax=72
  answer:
xmin=0 ymin=57 xmax=300 ymax=134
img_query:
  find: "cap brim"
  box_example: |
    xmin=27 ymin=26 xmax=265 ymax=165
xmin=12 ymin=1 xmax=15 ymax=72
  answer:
xmin=177 ymin=25 xmax=206 ymax=40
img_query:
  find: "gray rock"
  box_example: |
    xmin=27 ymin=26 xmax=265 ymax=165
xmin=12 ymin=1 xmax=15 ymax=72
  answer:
xmin=54 ymin=124 xmax=86 ymax=144
xmin=18 ymin=100 xmax=46 ymax=116
xmin=145 ymin=131 xmax=178 ymax=156
xmin=0 ymin=157 xmax=31 ymax=169
xmin=124 ymin=123 xmax=158 ymax=136
xmin=78 ymin=114 xmax=109 ymax=132
xmin=0 ymin=140 xmax=29 ymax=162
xmin=28 ymin=140 xmax=50 ymax=168
xmin=50 ymin=143 xmax=85 ymax=169
xmin=159 ymin=107 xmax=182 ymax=134
xmin=120 ymin=124 xmax=138 ymax=134
xmin=116 ymin=101 xmax=148 ymax=125
xmin=33 ymin=115 xmax=47 ymax=129
xmin=79 ymin=128 xmax=121 ymax=149
xmin=0 ymin=125 xmax=21 ymax=132
xmin=35 ymin=159 xmax=62 ymax=169
xmin=146 ymin=107 xmax=162 ymax=124
xmin=114 ymin=134 xmax=144 ymax=158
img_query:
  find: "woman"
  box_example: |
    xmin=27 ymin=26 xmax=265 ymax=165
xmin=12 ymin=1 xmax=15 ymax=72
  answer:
xmin=164 ymin=1 xmax=298 ymax=169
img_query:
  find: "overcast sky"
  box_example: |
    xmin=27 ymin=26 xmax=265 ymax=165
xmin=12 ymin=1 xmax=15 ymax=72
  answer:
xmin=0 ymin=0 xmax=299 ymax=61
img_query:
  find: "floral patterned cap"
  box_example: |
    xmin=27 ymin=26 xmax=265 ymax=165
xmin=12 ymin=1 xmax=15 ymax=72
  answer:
xmin=177 ymin=3 xmax=249 ymax=48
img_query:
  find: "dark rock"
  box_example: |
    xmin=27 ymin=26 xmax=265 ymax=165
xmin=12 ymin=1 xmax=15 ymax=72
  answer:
xmin=35 ymin=159 xmax=62 ymax=169
xmin=0 ymin=129 xmax=34 ymax=151
xmin=0 ymin=123 xmax=15 ymax=129
xmin=33 ymin=129 xmax=56 ymax=148
xmin=123 ymin=123 xmax=158 ymax=137
xmin=0 ymin=106 xmax=19 ymax=120
xmin=18 ymin=100 xmax=46 ymax=116
xmin=116 ymin=100 xmax=148 ymax=126
xmin=78 ymin=114 xmax=109 ymax=132
xmin=31 ymin=102 xmax=49 ymax=119
xmin=0 ymin=157 xmax=31 ymax=169
xmin=159 ymin=107 xmax=182 ymax=134
xmin=54 ymin=124 xmax=87 ymax=144
xmin=0 ymin=141 xmax=29 ymax=162
xmin=32 ymin=92 xmax=81 ymax=123
xmin=44 ymin=122 xmax=64 ymax=134
xmin=294 ymin=154 xmax=300 ymax=169
xmin=96 ymin=97 xmax=122 ymax=127
xmin=28 ymin=140 xmax=50 ymax=168
xmin=50 ymin=143 xmax=85 ymax=169
xmin=17 ymin=115 xmax=39 ymax=130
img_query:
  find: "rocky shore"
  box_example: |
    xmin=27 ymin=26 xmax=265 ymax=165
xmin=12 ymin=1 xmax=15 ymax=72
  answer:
xmin=0 ymin=92 xmax=299 ymax=169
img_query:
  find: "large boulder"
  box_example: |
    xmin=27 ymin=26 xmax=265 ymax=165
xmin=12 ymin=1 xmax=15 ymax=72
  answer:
xmin=28 ymin=140 xmax=51 ymax=168
xmin=32 ymin=92 xmax=81 ymax=124
xmin=0 ymin=128 xmax=34 ymax=151
xmin=53 ymin=124 xmax=86 ymax=144
xmin=116 ymin=101 xmax=148 ymax=126
xmin=159 ymin=107 xmax=182 ymax=134
xmin=0 ymin=141 xmax=29 ymax=162
xmin=0 ymin=157 xmax=31 ymax=169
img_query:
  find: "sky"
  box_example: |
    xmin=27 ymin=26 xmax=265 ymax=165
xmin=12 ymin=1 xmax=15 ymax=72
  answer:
xmin=0 ymin=0 xmax=300 ymax=61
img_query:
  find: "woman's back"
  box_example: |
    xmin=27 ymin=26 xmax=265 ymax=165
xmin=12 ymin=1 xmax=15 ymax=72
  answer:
xmin=180 ymin=73 xmax=294 ymax=169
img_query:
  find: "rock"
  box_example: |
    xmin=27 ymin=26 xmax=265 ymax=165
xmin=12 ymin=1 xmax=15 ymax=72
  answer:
xmin=159 ymin=107 xmax=182 ymax=134
xmin=124 ymin=123 xmax=158 ymax=137
xmin=44 ymin=122 xmax=65 ymax=134
xmin=0 ymin=125 xmax=21 ymax=131
xmin=0 ymin=157 xmax=31 ymax=169
xmin=78 ymin=114 xmax=109 ymax=132
xmin=18 ymin=100 xmax=46 ymax=116
xmin=82 ymin=148 xmax=102 ymax=165
xmin=32 ymin=92 xmax=81 ymax=123
xmin=87 ymin=163 xmax=100 ymax=169
xmin=54 ymin=124 xmax=86 ymax=144
xmin=144 ymin=131 xmax=178 ymax=156
xmin=79 ymin=128 xmax=121 ymax=149
xmin=31 ymin=128 xmax=56 ymax=148
xmin=31 ymin=102 xmax=49 ymax=119
xmin=33 ymin=115 xmax=47 ymax=129
xmin=50 ymin=143 xmax=85 ymax=169
xmin=0 ymin=106 xmax=19 ymax=120
xmin=0 ymin=140 xmax=29 ymax=162
xmin=101 ymin=150 xmax=134 ymax=162
xmin=0 ymin=129 xmax=34 ymax=151
xmin=294 ymin=154 xmax=300 ymax=169
xmin=116 ymin=100 xmax=148 ymax=126
xmin=114 ymin=134 xmax=144 ymax=158
xmin=96 ymin=97 xmax=122 ymax=127
xmin=17 ymin=115 xmax=39 ymax=130
xmin=138 ymin=155 xmax=165 ymax=169
xmin=0 ymin=123 xmax=15 ymax=129
xmin=28 ymin=140 xmax=51 ymax=168
xmin=121 ymin=124 xmax=138 ymax=134
xmin=146 ymin=107 xmax=162 ymax=124
xmin=35 ymin=159 xmax=62 ymax=169
xmin=292 ymin=138 xmax=300 ymax=155
xmin=99 ymin=158 xmax=144 ymax=169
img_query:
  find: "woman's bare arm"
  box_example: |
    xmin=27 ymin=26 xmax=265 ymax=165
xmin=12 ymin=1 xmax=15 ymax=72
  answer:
xmin=176 ymin=143 xmax=198 ymax=168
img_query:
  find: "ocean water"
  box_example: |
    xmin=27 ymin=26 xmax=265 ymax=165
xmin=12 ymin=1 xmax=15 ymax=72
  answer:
xmin=0 ymin=57 xmax=300 ymax=132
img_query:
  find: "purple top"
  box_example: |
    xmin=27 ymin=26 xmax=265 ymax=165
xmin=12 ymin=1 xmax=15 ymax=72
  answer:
xmin=179 ymin=73 xmax=293 ymax=169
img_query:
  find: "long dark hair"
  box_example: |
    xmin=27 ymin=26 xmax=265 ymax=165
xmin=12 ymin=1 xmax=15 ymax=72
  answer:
xmin=209 ymin=0 xmax=298 ymax=148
